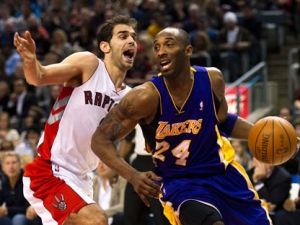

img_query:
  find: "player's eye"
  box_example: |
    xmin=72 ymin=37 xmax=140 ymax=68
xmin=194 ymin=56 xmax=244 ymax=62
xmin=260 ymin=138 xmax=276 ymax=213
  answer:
xmin=153 ymin=45 xmax=160 ymax=51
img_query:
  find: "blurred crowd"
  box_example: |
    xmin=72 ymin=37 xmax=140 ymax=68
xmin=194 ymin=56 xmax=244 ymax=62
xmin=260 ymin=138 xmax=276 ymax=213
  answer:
xmin=0 ymin=0 xmax=299 ymax=224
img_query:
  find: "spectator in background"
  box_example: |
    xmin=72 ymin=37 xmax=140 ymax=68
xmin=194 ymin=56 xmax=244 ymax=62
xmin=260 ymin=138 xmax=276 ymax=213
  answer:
xmin=204 ymin=0 xmax=224 ymax=30
xmin=0 ymin=139 xmax=14 ymax=151
xmin=42 ymin=7 xmax=68 ymax=37
xmin=218 ymin=11 xmax=256 ymax=82
xmin=147 ymin=10 xmax=168 ymax=39
xmin=0 ymin=140 xmax=14 ymax=163
xmin=6 ymin=78 xmax=38 ymax=132
xmin=247 ymin=157 xmax=292 ymax=222
xmin=69 ymin=7 xmax=93 ymax=45
xmin=276 ymin=0 xmax=298 ymax=39
xmin=294 ymin=118 xmax=300 ymax=138
xmin=25 ymin=17 xmax=50 ymax=61
xmin=240 ymin=3 xmax=264 ymax=64
xmin=12 ymin=61 xmax=36 ymax=95
xmin=279 ymin=106 xmax=295 ymax=124
xmin=41 ymin=0 xmax=70 ymax=24
xmin=274 ymin=143 xmax=300 ymax=225
xmin=165 ymin=0 xmax=187 ymax=28
xmin=138 ymin=0 xmax=161 ymax=31
xmin=125 ymin=0 xmax=145 ymax=24
xmin=42 ymin=52 xmax=59 ymax=66
xmin=274 ymin=194 xmax=300 ymax=225
xmin=190 ymin=13 xmax=219 ymax=47
xmin=219 ymin=0 xmax=239 ymax=12
xmin=93 ymin=161 xmax=127 ymax=225
xmin=0 ymin=54 xmax=8 ymax=82
xmin=293 ymin=87 xmax=300 ymax=112
xmin=0 ymin=21 xmax=15 ymax=49
xmin=14 ymin=1 xmax=40 ymax=34
xmin=49 ymin=28 xmax=73 ymax=62
xmin=0 ymin=151 xmax=42 ymax=225
xmin=138 ymin=33 xmax=156 ymax=69
xmin=72 ymin=25 xmax=95 ymax=52
xmin=15 ymin=125 xmax=41 ymax=159
xmin=0 ymin=4 xmax=16 ymax=33
xmin=0 ymin=81 xmax=10 ymax=113
xmin=90 ymin=0 xmax=106 ymax=33
xmin=182 ymin=2 xmax=202 ymax=33
xmin=190 ymin=30 xmax=221 ymax=68
xmin=18 ymin=105 xmax=43 ymax=140
xmin=231 ymin=139 xmax=252 ymax=170
xmin=0 ymin=111 xmax=20 ymax=146
xmin=0 ymin=42 xmax=21 ymax=78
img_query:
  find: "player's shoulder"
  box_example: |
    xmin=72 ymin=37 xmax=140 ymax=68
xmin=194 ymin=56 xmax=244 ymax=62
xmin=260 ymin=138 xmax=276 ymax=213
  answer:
xmin=124 ymin=82 xmax=158 ymax=105
xmin=64 ymin=51 xmax=98 ymax=65
xmin=206 ymin=67 xmax=224 ymax=83
xmin=206 ymin=67 xmax=222 ymax=76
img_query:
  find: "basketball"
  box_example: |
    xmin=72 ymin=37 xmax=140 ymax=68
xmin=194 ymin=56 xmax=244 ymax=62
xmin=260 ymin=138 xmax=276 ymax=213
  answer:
xmin=248 ymin=116 xmax=298 ymax=165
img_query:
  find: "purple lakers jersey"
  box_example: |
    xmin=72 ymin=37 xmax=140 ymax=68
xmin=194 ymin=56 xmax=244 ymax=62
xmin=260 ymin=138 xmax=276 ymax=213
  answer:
xmin=149 ymin=66 xmax=235 ymax=182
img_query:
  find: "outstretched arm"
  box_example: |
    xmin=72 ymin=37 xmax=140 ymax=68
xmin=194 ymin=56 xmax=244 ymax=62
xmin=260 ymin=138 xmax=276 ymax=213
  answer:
xmin=208 ymin=67 xmax=254 ymax=140
xmin=13 ymin=31 xmax=98 ymax=86
xmin=91 ymin=83 xmax=161 ymax=206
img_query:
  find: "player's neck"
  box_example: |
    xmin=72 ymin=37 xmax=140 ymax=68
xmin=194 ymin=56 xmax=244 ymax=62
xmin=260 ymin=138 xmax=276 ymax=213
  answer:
xmin=104 ymin=62 xmax=127 ymax=90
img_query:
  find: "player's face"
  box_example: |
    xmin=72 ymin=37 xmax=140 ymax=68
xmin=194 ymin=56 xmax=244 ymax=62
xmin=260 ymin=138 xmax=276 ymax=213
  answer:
xmin=108 ymin=24 xmax=137 ymax=70
xmin=153 ymin=30 xmax=189 ymax=77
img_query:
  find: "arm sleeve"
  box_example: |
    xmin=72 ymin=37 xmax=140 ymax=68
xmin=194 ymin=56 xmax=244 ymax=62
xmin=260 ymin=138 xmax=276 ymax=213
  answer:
xmin=218 ymin=113 xmax=238 ymax=137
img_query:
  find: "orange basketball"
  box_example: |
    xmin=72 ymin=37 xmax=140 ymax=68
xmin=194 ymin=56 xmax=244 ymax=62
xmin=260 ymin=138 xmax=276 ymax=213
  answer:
xmin=248 ymin=116 xmax=298 ymax=165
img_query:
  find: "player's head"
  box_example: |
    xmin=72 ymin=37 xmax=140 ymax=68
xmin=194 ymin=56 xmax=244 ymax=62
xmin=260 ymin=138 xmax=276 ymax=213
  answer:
xmin=97 ymin=15 xmax=137 ymax=60
xmin=152 ymin=27 xmax=193 ymax=77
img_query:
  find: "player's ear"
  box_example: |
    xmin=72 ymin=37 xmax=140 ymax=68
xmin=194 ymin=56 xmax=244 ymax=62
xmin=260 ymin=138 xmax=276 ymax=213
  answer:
xmin=100 ymin=41 xmax=110 ymax=54
xmin=186 ymin=45 xmax=193 ymax=57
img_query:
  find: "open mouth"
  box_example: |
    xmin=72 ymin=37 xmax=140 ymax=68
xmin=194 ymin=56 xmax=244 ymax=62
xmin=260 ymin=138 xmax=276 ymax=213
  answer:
xmin=160 ymin=60 xmax=171 ymax=70
xmin=123 ymin=49 xmax=134 ymax=60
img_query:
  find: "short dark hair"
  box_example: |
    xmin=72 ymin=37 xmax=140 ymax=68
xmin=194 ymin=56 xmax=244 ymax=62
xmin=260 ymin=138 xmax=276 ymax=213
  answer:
xmin=96 ymin=15 xmax=137 ymax=58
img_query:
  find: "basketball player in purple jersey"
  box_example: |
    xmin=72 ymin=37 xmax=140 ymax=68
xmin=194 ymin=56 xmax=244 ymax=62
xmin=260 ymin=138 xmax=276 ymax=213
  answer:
xmin=91 ymin=27 xmax=273 ymax=225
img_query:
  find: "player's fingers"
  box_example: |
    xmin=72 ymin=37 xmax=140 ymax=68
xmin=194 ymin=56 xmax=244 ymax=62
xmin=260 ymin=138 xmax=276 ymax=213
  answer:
xmin=24 ymin=30 xmax=34 ymax=43
xmin=146 ymin=171 xmax=162 ymax=182
xmin=140 ymin=183 xmax=160 ymax=198
xmin=139 ymin=180 xmax=160 ymax=198
xmin=13 ymin=32 xmax=19 ymax=47
xmin=14 ymin=33 xmax=26 ymax=53
xmin=138 ymin=193 xmax=150 ymax=207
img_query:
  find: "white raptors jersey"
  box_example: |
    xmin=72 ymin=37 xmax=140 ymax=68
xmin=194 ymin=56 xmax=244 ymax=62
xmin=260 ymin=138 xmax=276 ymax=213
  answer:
xmin=37 ymin=59 xmax=131 ymax=177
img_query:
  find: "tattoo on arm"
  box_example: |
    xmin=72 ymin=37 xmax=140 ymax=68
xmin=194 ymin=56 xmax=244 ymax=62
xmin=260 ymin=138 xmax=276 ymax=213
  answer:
xmin=118 ymin=99 xmax=140 ymax=117
xmin=101 ymin=99 xmax=141 ymax=139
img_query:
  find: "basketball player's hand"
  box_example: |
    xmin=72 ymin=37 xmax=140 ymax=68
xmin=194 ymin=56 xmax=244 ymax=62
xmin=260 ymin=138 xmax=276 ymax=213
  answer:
xmin=14 ymin=31 xmax=36 ymax=63
xmin=130 ymin=171 xmax=162 ymax=207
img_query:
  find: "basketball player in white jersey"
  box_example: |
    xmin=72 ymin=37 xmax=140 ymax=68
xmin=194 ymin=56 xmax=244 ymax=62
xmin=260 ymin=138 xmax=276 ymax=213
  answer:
xmin=13 ymin=15 xmax=150 ymax=225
